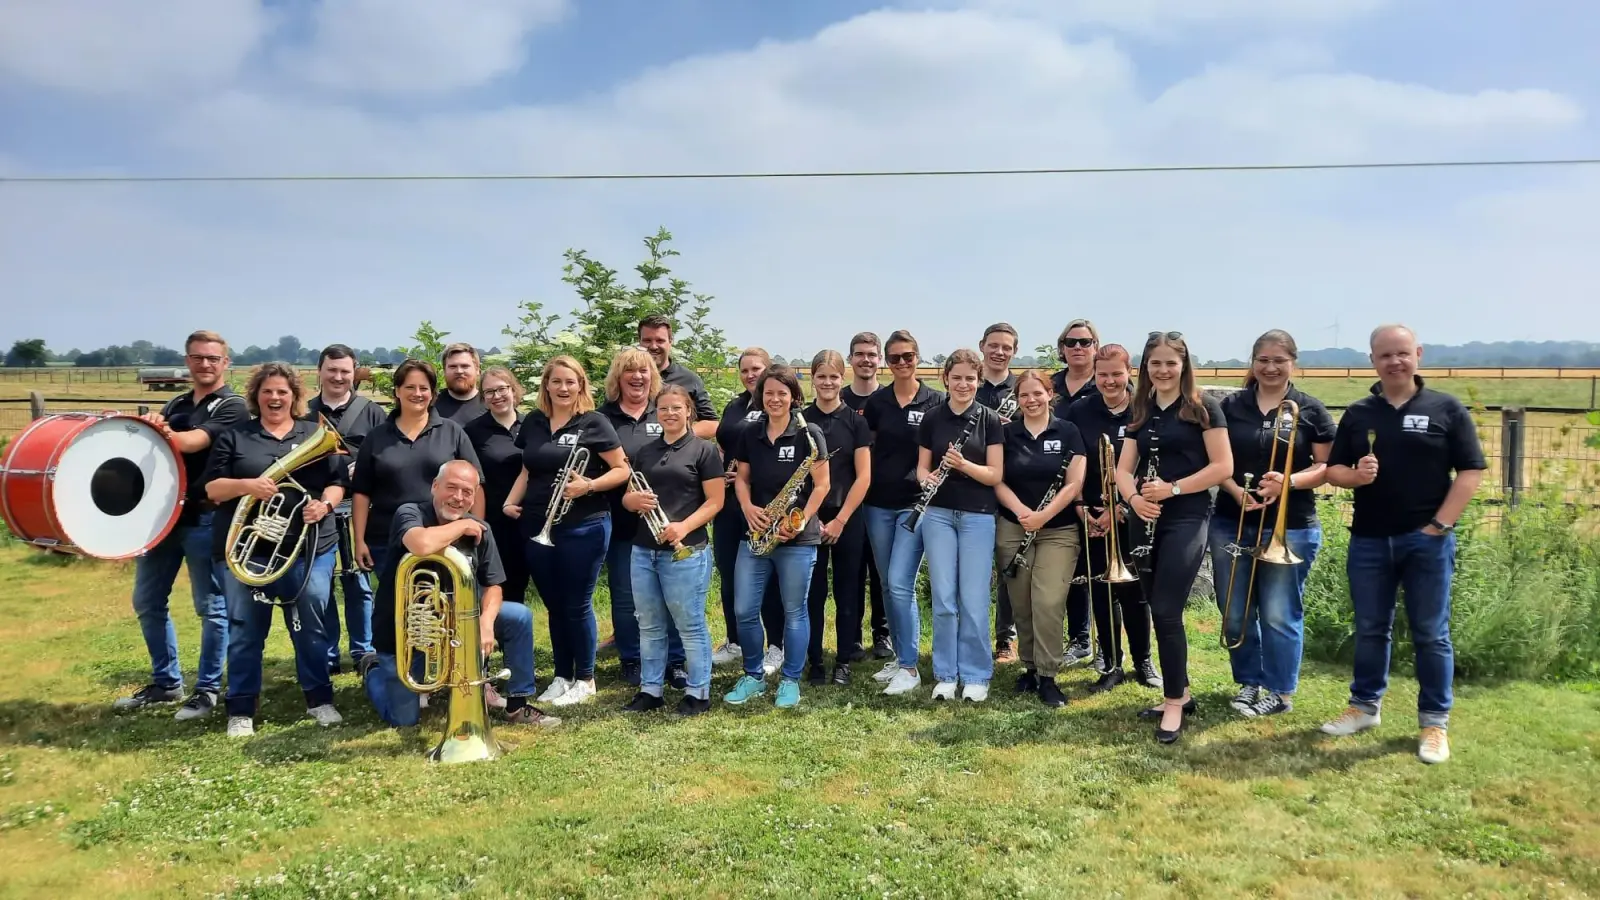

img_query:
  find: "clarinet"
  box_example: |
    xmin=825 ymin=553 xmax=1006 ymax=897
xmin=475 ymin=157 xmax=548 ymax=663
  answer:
xmin=1130 ymin=430 xmax=1160 ymax=558
xmin=1002 ymin=457 xmax=1069 ymax=578
xmin=903 ymin=410 xmax=979 ymax=532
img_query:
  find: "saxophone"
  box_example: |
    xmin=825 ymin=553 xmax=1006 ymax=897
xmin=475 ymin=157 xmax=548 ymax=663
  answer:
xmin=747 ymin=411 xmax=821 ymax=556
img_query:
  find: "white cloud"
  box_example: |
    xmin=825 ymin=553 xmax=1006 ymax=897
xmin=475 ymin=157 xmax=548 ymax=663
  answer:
xmin=955 ymin=0 xmax=1387 ymax=36
xmin=0 ymin=0 xmax=270 ymax=95
xmin=281 ymin=0 xmax=570 ymax=94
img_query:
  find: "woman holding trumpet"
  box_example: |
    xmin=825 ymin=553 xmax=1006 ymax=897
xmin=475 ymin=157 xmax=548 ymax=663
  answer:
xmin=1209 ymin=330 xmax=1335 ymax=718
xmin=621 ymin=384 xmax=725 ymax=715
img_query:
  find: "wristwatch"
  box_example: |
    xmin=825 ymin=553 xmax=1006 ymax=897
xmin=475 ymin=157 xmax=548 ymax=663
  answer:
xmin=1170 ymin=481 xmax=1183 ymax=497
xmin=1429 ymin=516 xmax=1454 ymax=533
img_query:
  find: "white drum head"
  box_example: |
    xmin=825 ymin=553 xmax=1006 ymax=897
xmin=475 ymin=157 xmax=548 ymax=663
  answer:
xmin=52 ymin=417 xmax=183 ymax=558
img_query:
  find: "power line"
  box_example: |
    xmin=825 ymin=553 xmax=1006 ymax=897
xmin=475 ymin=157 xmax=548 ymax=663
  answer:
xmin=2 ymin=156 xmax=1599 ymax=185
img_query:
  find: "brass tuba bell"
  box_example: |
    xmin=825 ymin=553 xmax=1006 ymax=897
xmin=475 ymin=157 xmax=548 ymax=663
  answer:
xmin=224 ymin=414 xmax=348 ymax=588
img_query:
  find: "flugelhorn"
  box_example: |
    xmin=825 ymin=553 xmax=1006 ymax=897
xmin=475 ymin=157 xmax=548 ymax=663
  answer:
xmin=225 ymin=414 xmax=348 ymax=588
xmin=1219 ymin=399 xmax=1303 ymax=650
xmin=531 ymin=440 xmax=591 ymax=547
xmin=629 ymin=469 xmax=693 ymax=561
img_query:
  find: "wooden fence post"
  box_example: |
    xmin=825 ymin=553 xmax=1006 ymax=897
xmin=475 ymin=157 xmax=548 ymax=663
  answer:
xmin=28 ymin=391 xmax=45 ymax=421
xmin=1500 ymin=406 xmax=1525 ymax=507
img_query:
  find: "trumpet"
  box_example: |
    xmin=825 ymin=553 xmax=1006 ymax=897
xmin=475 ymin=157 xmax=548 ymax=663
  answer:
xmin=531 ymin=440 xmax=591 ymax=547
xmin=904 ymin=410 xmax=979 ymax=532
xmin=1219 ymin=399 xmax=1304 ymax=650
xmin=748 ymin=411 xmax=821 ymax=556
xmin=629 ymin=469 xmax=693 ymax=561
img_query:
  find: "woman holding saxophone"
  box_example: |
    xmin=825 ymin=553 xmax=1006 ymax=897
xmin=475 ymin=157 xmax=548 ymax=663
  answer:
xmin=994 ymin=369 xmax=1085 ymax=709
xmin=200 ymin=363 xmax=346 ymax=736
xmin=621 ymin=384 xmax=726 ymax=715
xmin=1210 ymin=330 xmax=1335 ymax=718
xmin=503 ymin=355 xmax=630 ymax=708
xmin=725 ymin=365 xmax=831 ymax=710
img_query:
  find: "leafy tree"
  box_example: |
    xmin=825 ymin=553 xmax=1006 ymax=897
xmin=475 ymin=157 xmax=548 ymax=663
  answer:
xmin=5 ymin=338 xmax=48 ymax=367
xmin=932 ymin=353 xmax=947 ymax=366
xmin=395 ymin=321 xmax=451 ymax=366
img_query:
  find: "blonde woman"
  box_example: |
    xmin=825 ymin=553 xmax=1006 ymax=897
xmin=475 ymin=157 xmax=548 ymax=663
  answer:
xmin=803 ymin=350 xmax=873 ymax=684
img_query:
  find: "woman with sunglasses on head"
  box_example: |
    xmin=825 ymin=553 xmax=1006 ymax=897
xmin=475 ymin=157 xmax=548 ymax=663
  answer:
xmin=1064 ymin=344 xmax=1160 ymax=694
xmin=1114 ymin=332 xmax=1233 ymax=743
xmin=710 ymin=348 xmax=785 ymax=673
xmin=1210 ymin=330 xmax=1335 ymax=718
xmin=916 ymin=349 xmax=1005 ymax=702
xmin=802 ymin=350 xmax=873 ymax=685
xmin=861 ymin=330 xmax=946 ymax=697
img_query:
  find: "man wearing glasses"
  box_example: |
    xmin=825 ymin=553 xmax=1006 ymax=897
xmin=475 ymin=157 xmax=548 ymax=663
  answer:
xmin=115 ymin=330 xmax=248 ymax=721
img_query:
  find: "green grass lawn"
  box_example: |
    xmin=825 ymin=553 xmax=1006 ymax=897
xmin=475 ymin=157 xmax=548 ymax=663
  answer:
xmin=1 ymin=542 xmax=1599 ymax=898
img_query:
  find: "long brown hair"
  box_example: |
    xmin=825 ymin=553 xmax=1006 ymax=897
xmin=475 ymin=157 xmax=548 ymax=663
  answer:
xmin=1242 ymin=329 xmax=1299 ymax=389
xmin=1128 ymin=332 xmax=1209 ymax=430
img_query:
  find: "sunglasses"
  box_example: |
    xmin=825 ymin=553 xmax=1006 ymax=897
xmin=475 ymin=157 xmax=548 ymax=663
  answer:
xmin=1147 ymin=331 xmax=1184 ymax=342
xmin=886 ymin=352 xmax=916 ymax=365
xmin=1060 ymin=337 xmax=1095 ymax=349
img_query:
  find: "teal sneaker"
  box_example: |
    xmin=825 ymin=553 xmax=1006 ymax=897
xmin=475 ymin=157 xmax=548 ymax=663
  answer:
xmin=775 ymin=678 xmax=801 ymax=709
xmin=723 ymin=675 xmax=766 ymax=705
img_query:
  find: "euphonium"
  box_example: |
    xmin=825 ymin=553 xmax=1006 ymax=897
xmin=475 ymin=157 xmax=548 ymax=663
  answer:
xmin=1220 ymin=399 xmax=1303 ymax=650
xmin=531 ymin=440 xmax=591 ymax=547
xmin=630 ymin=469 xmax=693 ymax=561
xmin=395 ymin=544 xmax=507 ymax=764
xmin=225 ymin=414 xmax=348 ymax=588
xmin=748 ymin=411 xmax=821 ymax=556
xmin=1094 ymin=433 xmax=1139 ymax=585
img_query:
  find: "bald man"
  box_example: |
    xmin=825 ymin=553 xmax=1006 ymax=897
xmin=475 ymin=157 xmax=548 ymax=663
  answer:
xmin=1320 ymin=324 xmax=1485 ymax=764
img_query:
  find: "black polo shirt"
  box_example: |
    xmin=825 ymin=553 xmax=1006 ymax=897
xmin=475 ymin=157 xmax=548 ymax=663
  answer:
xmin=351 ymin=411 xmax=482 ymax=546
xmin=599 ymin=400 xmax=663 ymax=542
xmin=1063 ymin=391 xmax=1132 ymax=509
xmin=1329 ymin=377 xmax=1487 ymax=537
xmin=200 ymin=417 xmax=349 ymax=561
xmin=160 ymin=386 xmax=249 ymax=526
xmin=734 ymin=415 xmax=830 ymax=546
xmin=1000 ymin=416 xmax=1086 ymax=528
xmin=1213 ymin=384 xmax=1338 ymax=530
xmin=630 ymin=432 xmax=725 ymax=552
xmin=463 ymin=411 xmax=524 ymax=534
xmin=715 ymin=392 xmax=764 ymax=466
xmin=371 ymin=502 xmax=506 ymax=656
xmin=842 ymin=384 xmax=877 ymax=414
xmin=1051 ymin=370 xmax=1098 ymax=410
xmin=803 ymin=400 xmax=872 ymax=512
xmin=863 ymin=381 xmax=945 ymax=509
xmin=659 ymin=360 xmax=718 ymax=423
xmin=307 ymin=393 xmax=387 ymax=455
xmin=976 ymin=372 xmax=1018 ymax=415
xmin=513 ymin=410 xmax=622 ymax=532
xmin=917 ymin=401 xmax=1005 ymax=515
xmin=1126 ymin=394 xmax=1228 ymax=521
xmin=433 ymin=392 xmax=488 ymax=425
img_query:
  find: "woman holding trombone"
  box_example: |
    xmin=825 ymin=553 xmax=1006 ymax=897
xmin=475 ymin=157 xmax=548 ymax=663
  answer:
xmin=1209 ymin=330 xmax=1336 ymax=719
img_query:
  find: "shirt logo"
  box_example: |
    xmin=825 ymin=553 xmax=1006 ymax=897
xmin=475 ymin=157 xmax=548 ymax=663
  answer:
xmin=907 ymin=411 xmax=925 ymax=425
xmin=1116 ymin=426 xmax=1126 ymax=438
xmin=558 ymin=433 xmax=578 ymax=446
xmin=1402 ymin=415 xmax=1430 ymax=433
xmin=646 ymin=423 xmax=663 ymax=435
xmin=778 ymin=446 xmax=796 ymax=461
xmin=744 ymin=410 xmax=763 ymax=422
xmin=1042 ymin=439 xmax=1062 ymax=453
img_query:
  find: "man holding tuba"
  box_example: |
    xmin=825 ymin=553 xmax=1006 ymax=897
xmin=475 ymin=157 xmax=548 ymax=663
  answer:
xmin=363 ymin=460 xmax=558 ymax=730
xmin=200 ymin=363 xmax=346 ymax=737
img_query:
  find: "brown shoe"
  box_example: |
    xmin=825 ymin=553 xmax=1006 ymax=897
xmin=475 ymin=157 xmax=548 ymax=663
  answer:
xmin=994 ymin=640 xmax=1018 ymax=664
xmin=505 ymin=705 xmax=562 ymax=728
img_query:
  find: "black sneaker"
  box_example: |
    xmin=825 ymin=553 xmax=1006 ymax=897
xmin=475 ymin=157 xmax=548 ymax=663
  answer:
xmin=1063 ymin=638 xmax=1092 ymax=667
xmin=174 ymin=690 xmax=218 ymax=721
xmin=831 ymin=663 xmax=851 ymax=685
xmin=1038 ymin=679 xmax=1067 ymax=709
xmin=623 ymin=691 xmax=665 ymax=713
xmin=1134 ymin=658 xmax=1163 ymax=690
xmin=871 ymin=637 xmax=894 ymax=659
xmin=1243 ymin=691 xmax=1293 ymax=718
xmin=1015 ymin=670 xmax=1039 ymax=694
xmin=621 ymin=661 xmax=642 ymax=687
xmin=1090 ymin=646 xmax=1107 ymax=675
xmin=112 ymin=684 xmax=183 ymax=711
xmin=675 ymin=695 xmax=711 ymax=717
xmin=356 ymin=654 xmax=381 ymax=681
xmin=667 ymin=666 xmax=689 ymax=690
xmin=1230 ymin=684 xmax=1261 ymax=714
xmin=807 ymin=664 xmax=828 ymax=686
xmin=1088 ymin=668 xmax=1126 ymax=694
xmin=842 ymin=646 xmax=869 ymax=663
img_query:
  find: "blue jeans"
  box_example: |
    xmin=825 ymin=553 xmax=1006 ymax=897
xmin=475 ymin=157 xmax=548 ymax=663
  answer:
xmin=526 ymin=513 xmax=610 ymax=682
xmin=325 ymin=506 xmax=373 ymax=668
xmin=631 ymin=545 xmax=714 ymax=699
xmin=1346 ymin=529 xmax=1457 ymax=729
xmin=863 ymin=505 xmax=926 ymax=670
xmin=607 ymin=534 xmax=683 ymax=667
xmin=734 ymin=542 xmax=816 ymax=681
xmin=221 ymin=546 xmax=336 ymax=717
xmin=921 ymin=507 xmax=996 ymax=686
xmin=130 ymin=511 xmax=228 ymax=693
xmin=1208 ymin=521 xmax=1321 ymax=695
xmin=364 ymin=599 xmax=538 ymax=727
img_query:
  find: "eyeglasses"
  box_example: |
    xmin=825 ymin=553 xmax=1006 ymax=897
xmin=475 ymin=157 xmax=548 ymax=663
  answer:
xmin=483 ymin=386 xmax=513 ymax=398
xmin=1147 ymin=331 xmax=1184 ymax=342
xmin=1060 ymin=337 xmax=1095 ymax=349
xmin=1253 ymin=356 xmax=1294 ymax=367
xmin=187 ymin=354 xmax=224 ymax=366
xmin=886 ymin=352 xmax=916 ymax=365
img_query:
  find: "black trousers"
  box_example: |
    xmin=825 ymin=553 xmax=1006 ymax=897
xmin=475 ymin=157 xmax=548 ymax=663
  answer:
xmin=713 ymin=508 xmax=782 ymax=648
xmin=861 ymin=543 xmax=889 ymax=645
xmin=1079 ymin=524 xmax=1153 ymax=670
xmin=807 ymin=507 xmax=868 ymax=666
xmin=489 ymin=516 xmax=532 ymax=606
xmin=1137 ymin=514 xmax=1210 ymax=700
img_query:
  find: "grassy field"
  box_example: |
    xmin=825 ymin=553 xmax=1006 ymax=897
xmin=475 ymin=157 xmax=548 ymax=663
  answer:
xmin=1 ymin=540 xmax=1598 ymax=898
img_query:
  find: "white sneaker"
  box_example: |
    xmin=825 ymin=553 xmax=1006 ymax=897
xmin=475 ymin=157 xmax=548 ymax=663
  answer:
xmin=418 ymin=692 xmax=430 ymax=709
xmin=872 ymin=661 xmax=900 ymax=683
xmin=1320 ymin=706 xmax=1381 ymax=736
xmin=227 ymin=715 xmax=254 ymax=738
xmin=762 ymin=646 xmax=785 ymax=676
xmin=931 ymin=681 xmax=958 ymax=701
xmin=307 ymin=704 xmax=343 ymax=726
xmin=883 ymin=668 xmax=922 ymax=696
xmin=1418 ymin=727 xmax=1450 ymax=764
xmin=484 ymin=684 xmax=507 ymax=710
xmin=537 ymin=677 xmax=571 ymax=703
xmin=550 ymin=679 xmax=596 ymax=707
xmin=961 ymin=684 xmax=989 ymax=703
xmin=711 ymin=642 xmax=742 ymax=666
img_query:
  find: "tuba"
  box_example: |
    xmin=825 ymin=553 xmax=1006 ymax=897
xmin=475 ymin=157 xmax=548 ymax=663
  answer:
xmin=531 ymin=439 xmax=591 ymax=547
xmin=1219 ymin=398 xmax=1303 ymax=650
xmin=748 ymin=411 xmax=821 ymax=556
xmin=395 ymin=544 xmax=508 ymax=764
xmin=225 ymin=414 xmax=348 ymax=588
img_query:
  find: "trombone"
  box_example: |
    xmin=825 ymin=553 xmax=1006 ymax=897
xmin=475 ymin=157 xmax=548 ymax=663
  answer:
xmin=1088 ymin=433 xmax=1139 ymax=587
xmin=1219 ymin=398 xmax=1304 ymax=650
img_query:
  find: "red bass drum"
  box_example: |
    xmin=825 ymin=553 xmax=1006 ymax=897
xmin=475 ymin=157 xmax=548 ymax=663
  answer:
xmin=0 ymin=412 xmax=186 ymax=559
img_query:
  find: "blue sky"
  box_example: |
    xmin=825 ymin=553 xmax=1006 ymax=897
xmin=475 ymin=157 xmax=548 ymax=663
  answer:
xmin=1 ymin=0 xmax=1594 ymax=362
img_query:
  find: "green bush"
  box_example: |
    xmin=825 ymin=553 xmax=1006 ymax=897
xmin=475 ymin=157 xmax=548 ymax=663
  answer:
xmin=1302 ymin=492 xmax=1600 ymax=681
